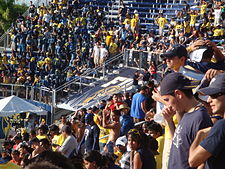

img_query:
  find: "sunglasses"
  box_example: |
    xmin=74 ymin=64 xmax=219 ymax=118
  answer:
xmin=128 ymin=129 xmax=141 ymax=136
xmin=210 ymin=93 xmax=225 ymax=99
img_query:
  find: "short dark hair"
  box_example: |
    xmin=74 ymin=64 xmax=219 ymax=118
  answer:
xmin=112 ymin=110 xmax=121 ymax=116
xmin=147 ymin=122 xmax=163 ymax=136
xmin=83 ymin=150 xmax=106 ymax=167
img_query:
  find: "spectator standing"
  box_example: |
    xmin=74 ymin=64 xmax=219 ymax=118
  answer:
xmin=189 ymin=73 xmax=225 ymax=169
xmin=92 ymin=42 xmax=101 ymax=68
xmin=156 ymin=13 xmax=167 ymax=36
xmin=130 ymin=86 xmax=149 ymax=123
xmin=78 ymin=113 xmax=100 ymax=154
xmin=103 ymin=109 xmax=121 ymax=153
xmin=160 ymin=72 xmax=212 ymax=169
xmin=99 ymin=43 xmax=108 ymax=67
xmin=119 ymin=104 xmax=134 ymax=136
xmin=128 ymin=129 xmax=156 ymax=169
xmin=58 ymin=125 xmax=77 ymax=158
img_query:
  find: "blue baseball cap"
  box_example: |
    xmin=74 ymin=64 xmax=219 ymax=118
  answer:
xmin=198 ymin=73 xmax=225 ymax=96
xmin=161 ymin=44 xmax=187 ymax=58
xmin=160 ymin=72 xmax=199 ymax=96
xmin=85 ymin=113 xmax=94 ymax=124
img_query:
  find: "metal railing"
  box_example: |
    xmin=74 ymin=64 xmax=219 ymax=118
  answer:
xmin=124 ymin=49 xmax=162 ymax=69
xmin=54 ymin=52 xmax=125 ymax=106
xmin=0 ymin=83 xmax=53 ymax=103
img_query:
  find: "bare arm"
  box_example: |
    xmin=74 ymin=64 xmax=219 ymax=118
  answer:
xmin=102 ymin=109 xmax=118 ymax=129
xmin=189 ymin=127 xmax=212 ymax=167
xmin=152 ymin=88 xmax=168 ymax=106
xmin=206 ymin=40 xmax=225 ymax=61
xmin=133 ymin=152 xmax=142 ymax=169
xmin=141 ymin=100 xmax=148 ymax=114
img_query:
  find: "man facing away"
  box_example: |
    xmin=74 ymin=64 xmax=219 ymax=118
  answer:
xmin=130 ymin=86 xmax=149 ymax=123
xmin=160 ymin=72 xmax=212 ymax=169
xmin=189 ymin=73 xmax=225 ymax=169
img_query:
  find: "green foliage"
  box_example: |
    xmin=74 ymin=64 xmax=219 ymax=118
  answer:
xmin=0 ymin=0 xmax=28 ymax=35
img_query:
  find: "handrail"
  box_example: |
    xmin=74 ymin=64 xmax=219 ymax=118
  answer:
xmin=55 ymin=52 xmax=124 ymax=92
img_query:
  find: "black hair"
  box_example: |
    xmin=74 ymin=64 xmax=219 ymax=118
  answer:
xmin=83 ymin=150 xmax=107 ymax=167
xmin=148 ymin=135 xmax=159 ymax=155
xmin=147 ymin=121 xmax=163 ymax=136
xmin=31 ymin=151 xmax=74 ymax=169
xmin=179 ymin=89 xmax=193 ymax=99
xmin=112 ymin=110 xmax=121 ymax=116
xmin=50 ymin=125 xmax=59 ymax=132
xmin=30 ymin=138 xmax=40 ymax=145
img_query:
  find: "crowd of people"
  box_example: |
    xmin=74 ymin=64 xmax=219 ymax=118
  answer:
xmin=0 ymin=0 xmax=224 ymax=95
xmin=1 ymin=38 xmax=225 ymax=169
xmin=0 ymin=0 xmax=225 ymax=168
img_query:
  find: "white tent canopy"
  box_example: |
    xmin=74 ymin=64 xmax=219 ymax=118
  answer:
xmin=0 ymin=95 xmax=47 ymax=117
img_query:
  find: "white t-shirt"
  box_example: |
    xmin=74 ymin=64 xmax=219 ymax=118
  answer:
xmin=93 ymin=45 xmax=100 ymax=57
xmin=59 ymin=135 xmax=77 ymax=158
xmin=214 ymin=9 xmax=222 ymax=18
xmin=100 ymin=48 xmax=108 ymax=59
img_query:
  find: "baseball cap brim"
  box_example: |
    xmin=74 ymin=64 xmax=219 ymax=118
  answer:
xmin=198 ymin=87 xmax=222 ymax=96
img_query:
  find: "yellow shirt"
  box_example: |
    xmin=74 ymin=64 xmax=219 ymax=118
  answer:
xmin=98 ymin=125 xmax=110 ymax=144
xmin=157 ymin=17 xmax=167 ymax=28
xmin=123 ymin=18 xmax=131 ymax=25
xmin=105 ymin=35 xmax=112 ymax=47
xmin=131 ymin=18 xmax=137 ymax=28
xmin=190 ymin=14 xmax=197 ymax=25
xmin=109 ymin=43 xmax=118 ymax=55
xmin=52 ymin=134 xmax=65 ymax=151
xmin=200 ymin=4 xmax=207 ymax=14
xmin=213 ymin=29 xmax=224 ymax=37
xmin=164 ymin=116 xmax=178 ymax=140
xmin=175 ymin=24 xmax=183 ymax=30
xmin=155 ymin=135 xmax=165 ymax=169
xmin=2 ymin=55 xmax=8 ymax=64
xmin=184 ymin=21 xmax=191 ymax=33
xmin=36 ymin=135 xmax=48 ymax=140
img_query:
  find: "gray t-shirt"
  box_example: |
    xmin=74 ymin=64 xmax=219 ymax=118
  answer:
xmin=168 ymin=106 xmax=212 ymax=169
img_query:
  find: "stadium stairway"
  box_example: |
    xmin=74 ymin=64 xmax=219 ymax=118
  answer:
xmin=106 ymin=0 xmax=196 ymax=34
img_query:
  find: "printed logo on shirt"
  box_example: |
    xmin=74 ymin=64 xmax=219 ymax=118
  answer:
xmin=173 ymin=125 xmax=183 ymax=148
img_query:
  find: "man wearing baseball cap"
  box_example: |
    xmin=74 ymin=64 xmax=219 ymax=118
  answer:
xmin=161 ymin=44 xmax=188 ymax=73
xmin=159 ymin=72 xmax=212 ymax=169
xmin=189 ymin=73 xmax=225 ymax=169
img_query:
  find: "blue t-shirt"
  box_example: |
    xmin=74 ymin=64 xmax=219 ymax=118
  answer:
xmin=120 ymin=115 xmax=134 ymax=136
xmin=130 ymin=93 xmax=147 ymax=119
xmin=200 ymin=119 xmax=225 ymax=169
xmin=168 ymin=106 xmax=212 ymax=169
xmin=79 ymin=124 xmax=100 ymax=153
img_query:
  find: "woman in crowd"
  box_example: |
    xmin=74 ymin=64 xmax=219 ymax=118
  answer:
xmin=128 ymin=129 xmax=156 ymax=169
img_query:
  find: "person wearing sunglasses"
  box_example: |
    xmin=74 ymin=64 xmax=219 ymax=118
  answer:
xmin=189 ymin=73 xmax=225 ymax=169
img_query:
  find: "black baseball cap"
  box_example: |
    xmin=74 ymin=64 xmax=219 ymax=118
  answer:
xmin=160 ymin=72 xmax=199 ymax=96
xmin=198 ymin=73 xmax=225 ymax=96
xmin=161 ymin=44 xmax=187 ymax=58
